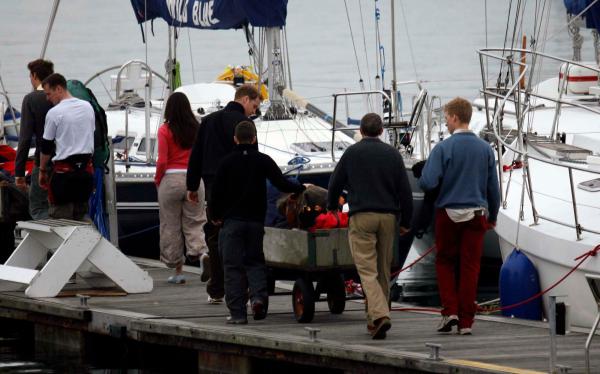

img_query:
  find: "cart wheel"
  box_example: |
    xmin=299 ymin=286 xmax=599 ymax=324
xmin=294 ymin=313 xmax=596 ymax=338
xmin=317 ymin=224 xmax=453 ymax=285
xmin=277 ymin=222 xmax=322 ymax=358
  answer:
xmin=292 ymin=278 xmax=315 ymax=323
xmin=326 ymin=275 xmax=346 ymax=314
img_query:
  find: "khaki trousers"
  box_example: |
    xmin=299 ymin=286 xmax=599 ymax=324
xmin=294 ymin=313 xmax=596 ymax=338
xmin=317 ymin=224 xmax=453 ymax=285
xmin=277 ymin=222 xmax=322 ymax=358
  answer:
xmin=158 ymin=174 xmax=208 ymax=268
xmin=348 ymin=212 xmax=396 ymax=323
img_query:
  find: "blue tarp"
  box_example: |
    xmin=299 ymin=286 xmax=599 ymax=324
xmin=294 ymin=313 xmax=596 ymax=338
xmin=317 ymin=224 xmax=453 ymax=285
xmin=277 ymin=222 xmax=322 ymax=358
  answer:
xmin=564 ymin=0 xmax=600 ymax=31
xmin=130 ymin=0 xmax=287 ymax=29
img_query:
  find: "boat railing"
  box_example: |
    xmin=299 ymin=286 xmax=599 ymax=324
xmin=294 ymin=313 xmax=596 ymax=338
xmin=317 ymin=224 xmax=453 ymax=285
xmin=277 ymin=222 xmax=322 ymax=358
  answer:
xmin=330 ymin=89 xmax=391 ymax=162
xmin=330 ymin=82 xmax=431 ymax=162
xmin=478 ymin=47 xmax=600 ymax=240
xmin=84 ymin=61 xmax=168 ymax=103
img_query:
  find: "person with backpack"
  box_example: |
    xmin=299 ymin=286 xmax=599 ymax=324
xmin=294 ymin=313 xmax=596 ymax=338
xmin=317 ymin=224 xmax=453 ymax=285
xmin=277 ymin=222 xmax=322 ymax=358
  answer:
xmin=14 ymin=59 xmax=54 ymax=219
xmin=186 ymin=84 xmax=261 ymax=304
xmin=38 ymin=73 xmax=94 ymax=220
xmin=156 ymin=92 xmax=208 ymax=284
xmin=210 ymin=121 xmax=305 ymax=324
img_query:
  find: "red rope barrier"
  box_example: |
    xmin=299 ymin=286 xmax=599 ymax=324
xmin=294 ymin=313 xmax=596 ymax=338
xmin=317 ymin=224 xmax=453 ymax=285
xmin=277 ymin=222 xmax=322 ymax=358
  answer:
xmin=390 ymin=245 xmax=436 ymax=279
xmin=389 ymin=244 xmax=600 ymax=316
xmin=478 ymin=244 xmax=600 ymax=314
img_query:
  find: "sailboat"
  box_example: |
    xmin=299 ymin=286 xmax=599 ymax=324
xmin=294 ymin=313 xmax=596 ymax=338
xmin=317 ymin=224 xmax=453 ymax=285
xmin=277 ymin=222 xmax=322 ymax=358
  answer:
xmin=472 ymin=0 xmax=600 ymax=329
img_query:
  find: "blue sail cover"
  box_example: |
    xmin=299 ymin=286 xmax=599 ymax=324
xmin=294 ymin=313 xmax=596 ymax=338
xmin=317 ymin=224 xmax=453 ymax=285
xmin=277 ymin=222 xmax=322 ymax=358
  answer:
xmin=564 ymin=0 xmax=600 ymax=31
xmin=130 ymin=0 xmax=287 ymax=29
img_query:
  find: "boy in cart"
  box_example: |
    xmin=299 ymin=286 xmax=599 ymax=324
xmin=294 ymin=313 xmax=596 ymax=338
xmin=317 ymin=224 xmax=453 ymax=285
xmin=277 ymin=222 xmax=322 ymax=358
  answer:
xmin=210 ymin=121 xmax=306 ymax=324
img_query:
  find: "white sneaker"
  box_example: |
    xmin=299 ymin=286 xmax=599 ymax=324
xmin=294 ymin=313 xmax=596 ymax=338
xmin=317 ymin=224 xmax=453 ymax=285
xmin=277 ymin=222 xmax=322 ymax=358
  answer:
xmin=458 ymin=327 xmax=472 ymax=335
xmin=200 ymin=253 xmax=210 ymax=282
xmin=437 ymin=314 xmax=459 ymax=333
xmin=207 ymin=296 xmax=224 ymax=304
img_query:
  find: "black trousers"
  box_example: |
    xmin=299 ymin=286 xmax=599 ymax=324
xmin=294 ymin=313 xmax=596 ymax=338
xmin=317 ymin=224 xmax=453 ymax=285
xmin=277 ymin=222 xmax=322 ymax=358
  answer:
xmin=204 ymin=180 xmax=224 ymax=299
xmin=0 ymin=223 xmax=15 ymax=264
xmin=219 ymin=219 xmax=267 ymax=319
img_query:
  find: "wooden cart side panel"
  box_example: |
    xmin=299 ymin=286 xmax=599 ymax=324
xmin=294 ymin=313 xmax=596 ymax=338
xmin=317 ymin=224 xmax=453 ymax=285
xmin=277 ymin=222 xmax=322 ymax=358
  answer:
xmin=263 ymin=228 xmax=354 ymax=268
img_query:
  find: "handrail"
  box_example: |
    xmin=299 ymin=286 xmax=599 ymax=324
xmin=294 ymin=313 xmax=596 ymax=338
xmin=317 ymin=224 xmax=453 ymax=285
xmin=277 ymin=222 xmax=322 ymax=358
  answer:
xmin=83 ymin=63 xmax=168 ymax=102
xmin=479 ymin=47 xmax=600 ymax=240
xmin=331 ymin=90 xmax=392 ymax=162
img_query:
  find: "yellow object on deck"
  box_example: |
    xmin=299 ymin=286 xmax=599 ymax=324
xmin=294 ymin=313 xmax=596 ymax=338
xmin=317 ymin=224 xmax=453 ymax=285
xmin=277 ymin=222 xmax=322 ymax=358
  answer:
xmin=215 ymin=65 xmax=268 ymax=100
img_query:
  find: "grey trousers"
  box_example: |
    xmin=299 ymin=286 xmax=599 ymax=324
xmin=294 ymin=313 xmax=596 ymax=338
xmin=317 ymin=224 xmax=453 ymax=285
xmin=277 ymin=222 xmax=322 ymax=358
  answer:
xmin=219 ymin=219 xmax=267 ymax=319
xmin=158 ymin=174 xmax=208 ymax=268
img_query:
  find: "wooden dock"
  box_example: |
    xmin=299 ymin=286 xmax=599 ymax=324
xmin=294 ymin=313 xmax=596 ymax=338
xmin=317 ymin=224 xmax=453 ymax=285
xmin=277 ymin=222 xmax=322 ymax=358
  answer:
xmin=0 ymin=258 xmax=598 ymax=373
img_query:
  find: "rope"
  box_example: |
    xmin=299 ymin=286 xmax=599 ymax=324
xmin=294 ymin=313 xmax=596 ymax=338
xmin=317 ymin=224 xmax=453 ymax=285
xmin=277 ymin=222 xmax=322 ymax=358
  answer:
xmin=478 ymin=244 xmax=600 ymax=314
xmin=390 ymin=244 xmax=436 ymax=278
xmin=387 ymin=242 xmax=600 ymax=317
xmin=343 ymin=0 xmax=364 ymax=82
xmin=398 ymin=0 xmax=419 ymax=80
xmin=357 ymin=0 xmax=372 ymax=90
xmin=119 ymin=224 xmax=159 ymax=240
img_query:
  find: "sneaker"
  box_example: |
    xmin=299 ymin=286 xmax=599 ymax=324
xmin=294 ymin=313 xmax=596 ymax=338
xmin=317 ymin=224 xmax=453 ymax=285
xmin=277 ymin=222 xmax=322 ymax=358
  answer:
xmin=251 ymin=300 xmax=267 ymax=321
xmin=226 ymin=316 xmax=248 ymax=325
xmin=167 ymin=274 xmax=186 ymax=284
xmin=437 ymin=315 xmax=459 ymax=333
xmin=207 ymin=296 xmax=224 ymax=304
xmin=458 ymin=327 xmax=472 ymax=335
xmin=200 ymin=253 xmax=210 ymax=282
xmin=370 ymin=317 xmax=391 ymax=340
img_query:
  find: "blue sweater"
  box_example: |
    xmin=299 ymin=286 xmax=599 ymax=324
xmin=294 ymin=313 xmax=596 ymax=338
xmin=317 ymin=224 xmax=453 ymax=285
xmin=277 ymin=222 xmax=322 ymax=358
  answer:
xmin=419 ymin=132 xmax=500 ymax=223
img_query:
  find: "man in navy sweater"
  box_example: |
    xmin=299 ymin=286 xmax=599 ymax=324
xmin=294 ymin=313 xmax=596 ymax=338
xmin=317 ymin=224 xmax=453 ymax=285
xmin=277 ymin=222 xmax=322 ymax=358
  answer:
xmin=327 ymin=113 xmax=412 ymax=340
xmin=419 ymin=97 xmax=500 ymax=335
xmin=210 ymin=121 xmax=305 ymax=324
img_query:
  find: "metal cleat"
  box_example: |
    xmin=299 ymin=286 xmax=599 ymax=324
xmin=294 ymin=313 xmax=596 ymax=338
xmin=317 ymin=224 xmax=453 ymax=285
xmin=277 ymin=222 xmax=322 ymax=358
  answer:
xmin=77 ymin=294 xmax=90 ymax=308
xmin=425 ymin=342 xmax=442 ymax=361
xmin=304 ymin=327 xmax=320 ymax=342
xmin=555 ymin=364 xmax=571 ymax=373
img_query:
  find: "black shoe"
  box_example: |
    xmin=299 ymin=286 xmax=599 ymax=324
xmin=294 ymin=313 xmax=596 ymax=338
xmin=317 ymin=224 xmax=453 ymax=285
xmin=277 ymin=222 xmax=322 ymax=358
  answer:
xmin=371 ymin=317 xmax=391 ymax=340
xmin=252 ymin=300 xmax=267 ymax=321
xmin=226 ymin=316 xmax=248 ymax=325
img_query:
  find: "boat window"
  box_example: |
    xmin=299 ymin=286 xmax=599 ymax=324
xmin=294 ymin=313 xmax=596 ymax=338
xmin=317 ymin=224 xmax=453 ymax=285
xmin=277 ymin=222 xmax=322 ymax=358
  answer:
xmin=112 ymin=136 xmax=135 ymax=151
xmin=291 ymin=141 xmax=352 ymax=153
xmin=578 ymin=178 xmax=600 ymax=192
xmin=137 ymin=137 xmax=156 ymax=154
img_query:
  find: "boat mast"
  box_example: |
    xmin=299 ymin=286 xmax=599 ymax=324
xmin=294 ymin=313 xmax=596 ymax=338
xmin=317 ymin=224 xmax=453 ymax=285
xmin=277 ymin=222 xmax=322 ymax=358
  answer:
xmin=40 ymin=0 xmax=60 ymax=58
xmin=390 ymin=0 xmax=399 ymax=121
xmin=264 ymin=27 xmax=288 ymax=120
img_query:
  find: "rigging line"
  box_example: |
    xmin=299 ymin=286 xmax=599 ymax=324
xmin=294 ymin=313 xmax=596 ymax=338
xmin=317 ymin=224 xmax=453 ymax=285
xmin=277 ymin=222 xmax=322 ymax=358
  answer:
xmin=358 ymin=0 xmax=373 ymax=90
xmin=343 ymin=0 xmax=364 ymax=81
xmin=398 ymin=0 xmax=419 ymax=80
xmin=283 ymin=27 xmax=293 ymax=90
xmin=545 ymin=0 xmax=600 ymax=43
xmin=485 ymin=0 xmax=489 ymax=82
xmin=186 ymin=28 xmax=196 ymax=83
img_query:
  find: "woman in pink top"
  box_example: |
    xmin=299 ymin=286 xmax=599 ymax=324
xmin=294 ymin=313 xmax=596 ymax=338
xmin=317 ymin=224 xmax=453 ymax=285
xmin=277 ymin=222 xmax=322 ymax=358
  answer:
xmin=156 ymin=92 xmax=208 ymax=284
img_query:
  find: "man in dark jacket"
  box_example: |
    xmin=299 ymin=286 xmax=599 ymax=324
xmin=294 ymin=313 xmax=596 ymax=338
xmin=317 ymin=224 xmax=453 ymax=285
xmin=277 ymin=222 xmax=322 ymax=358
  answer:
xmin=14 ymin=59 xmax=54 ymax=219
xmin=327 ymin=113 xmax=413 ymax=340
xmin=186 ymin=84 xmax=261 ymax=304
xmin=210 ymin=121 xmax=305 ymax=324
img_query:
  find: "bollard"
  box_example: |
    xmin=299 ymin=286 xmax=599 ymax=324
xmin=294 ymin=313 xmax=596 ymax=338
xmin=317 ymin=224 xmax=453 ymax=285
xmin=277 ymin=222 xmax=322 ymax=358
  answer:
xmin=425 ymin=343 xmax=442 ymax=361
xmin=76 ymin=294 xmax=90 ymax=308
xmin=304 ymin=327 xmax=320 ymax=342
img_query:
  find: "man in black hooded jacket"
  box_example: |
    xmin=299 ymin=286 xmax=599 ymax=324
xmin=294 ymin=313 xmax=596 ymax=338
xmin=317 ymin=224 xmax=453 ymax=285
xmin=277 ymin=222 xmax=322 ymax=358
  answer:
xmin=186 ymin=84 xmax=261 ymax=304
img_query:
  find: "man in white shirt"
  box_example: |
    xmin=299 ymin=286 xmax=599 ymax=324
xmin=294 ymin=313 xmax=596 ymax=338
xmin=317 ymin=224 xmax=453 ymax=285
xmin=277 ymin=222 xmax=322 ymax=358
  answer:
xmin=39 ymin=73 xmax=95 ymax=220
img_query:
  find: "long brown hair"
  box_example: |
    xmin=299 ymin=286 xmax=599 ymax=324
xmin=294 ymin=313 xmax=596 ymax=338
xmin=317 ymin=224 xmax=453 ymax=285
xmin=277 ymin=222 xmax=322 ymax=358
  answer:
xmin=164 ymin=92 xmax=199 ymax=149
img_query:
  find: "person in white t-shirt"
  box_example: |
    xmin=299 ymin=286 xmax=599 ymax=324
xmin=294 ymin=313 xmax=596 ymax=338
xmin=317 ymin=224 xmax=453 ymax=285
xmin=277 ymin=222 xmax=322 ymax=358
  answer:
xmin=39 ymin=73 xmax=95 ymax=220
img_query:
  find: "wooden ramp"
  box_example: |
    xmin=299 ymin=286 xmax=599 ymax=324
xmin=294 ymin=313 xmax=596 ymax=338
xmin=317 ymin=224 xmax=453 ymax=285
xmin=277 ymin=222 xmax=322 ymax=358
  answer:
xmin=0 ymin=259 xmax=598 ymax=373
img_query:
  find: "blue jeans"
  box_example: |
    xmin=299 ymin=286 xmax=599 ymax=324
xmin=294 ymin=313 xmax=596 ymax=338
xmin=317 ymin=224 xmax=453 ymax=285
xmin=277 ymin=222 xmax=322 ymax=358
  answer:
xmin=219 ymin=219 xmax=267 ymax=319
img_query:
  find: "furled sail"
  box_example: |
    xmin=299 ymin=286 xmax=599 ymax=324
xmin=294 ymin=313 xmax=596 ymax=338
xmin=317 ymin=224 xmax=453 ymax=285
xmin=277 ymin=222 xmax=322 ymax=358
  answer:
xmin=564 ymin=0 xmax=600 ymax=31
xmin=130 ymin=0 xmax=287 ymax=29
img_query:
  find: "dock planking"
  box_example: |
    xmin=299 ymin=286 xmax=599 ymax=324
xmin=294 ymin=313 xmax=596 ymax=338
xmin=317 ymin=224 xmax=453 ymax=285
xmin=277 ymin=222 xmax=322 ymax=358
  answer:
xmin=0 ymin=259 xmax=598 ymax=373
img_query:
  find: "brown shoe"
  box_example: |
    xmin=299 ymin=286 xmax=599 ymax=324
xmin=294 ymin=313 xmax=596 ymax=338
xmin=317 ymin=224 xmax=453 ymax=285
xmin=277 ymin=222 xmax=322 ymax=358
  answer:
xmin=371 ymin=317 xmax=391 ymax=340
